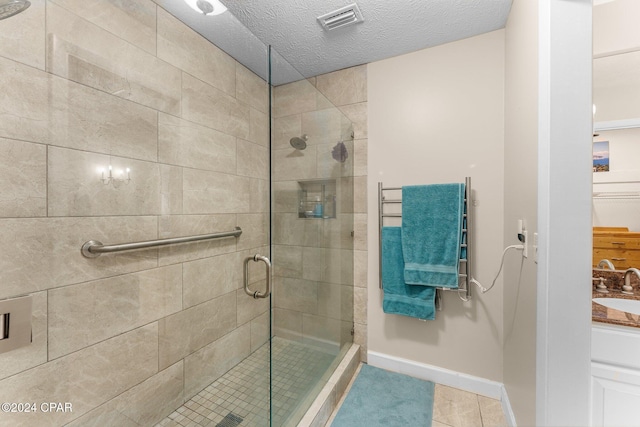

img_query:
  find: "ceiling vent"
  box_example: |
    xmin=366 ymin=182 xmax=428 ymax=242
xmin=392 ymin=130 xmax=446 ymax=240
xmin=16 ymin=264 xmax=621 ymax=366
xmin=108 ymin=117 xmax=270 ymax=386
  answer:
xmin=317 ymin=3 xmax=364 ymax=31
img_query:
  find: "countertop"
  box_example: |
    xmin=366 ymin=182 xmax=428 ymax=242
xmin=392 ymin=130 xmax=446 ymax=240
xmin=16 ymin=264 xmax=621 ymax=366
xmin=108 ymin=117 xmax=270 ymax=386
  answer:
xmin=593 ymin=291 xmax=640 ymax=328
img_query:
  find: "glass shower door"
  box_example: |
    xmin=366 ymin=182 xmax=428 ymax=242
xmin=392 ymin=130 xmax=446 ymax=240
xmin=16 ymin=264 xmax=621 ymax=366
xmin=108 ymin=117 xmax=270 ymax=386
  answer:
xmin=269 ymin=47 xmax=355 ymax=426
xmin=0 ymin=2 xmax=355 ymax=425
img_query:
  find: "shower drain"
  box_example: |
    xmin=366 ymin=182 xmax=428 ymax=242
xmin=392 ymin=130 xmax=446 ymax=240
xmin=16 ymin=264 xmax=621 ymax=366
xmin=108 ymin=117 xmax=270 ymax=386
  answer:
xmin=215 ymin=412 xmax=243 ymax=427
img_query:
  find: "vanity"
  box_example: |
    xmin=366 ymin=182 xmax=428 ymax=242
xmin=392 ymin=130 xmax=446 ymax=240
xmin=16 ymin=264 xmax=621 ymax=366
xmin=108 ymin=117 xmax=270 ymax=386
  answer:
xmin=591 ymin=323 xmax=640 ymax=427
xmin=591 ymin=268 xmax=640 ymax=427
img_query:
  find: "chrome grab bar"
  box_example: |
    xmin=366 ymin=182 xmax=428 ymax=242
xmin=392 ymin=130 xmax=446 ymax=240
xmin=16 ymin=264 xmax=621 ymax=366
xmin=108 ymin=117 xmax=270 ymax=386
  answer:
xmin=244 ymin=254 xmax=271 ymax=299
xmin=81 ymin=227 xmax=242 ymax=258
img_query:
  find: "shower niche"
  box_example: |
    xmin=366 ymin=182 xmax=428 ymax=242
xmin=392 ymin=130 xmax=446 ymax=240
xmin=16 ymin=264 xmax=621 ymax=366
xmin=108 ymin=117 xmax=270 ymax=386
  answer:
xmin=298 ymin=180 xmax=337 ymax=219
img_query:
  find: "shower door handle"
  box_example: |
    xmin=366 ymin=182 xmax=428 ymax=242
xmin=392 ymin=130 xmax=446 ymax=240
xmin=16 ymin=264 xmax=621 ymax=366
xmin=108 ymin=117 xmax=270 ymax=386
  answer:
xmin=244 ymin=254 xmax=271 ymax=299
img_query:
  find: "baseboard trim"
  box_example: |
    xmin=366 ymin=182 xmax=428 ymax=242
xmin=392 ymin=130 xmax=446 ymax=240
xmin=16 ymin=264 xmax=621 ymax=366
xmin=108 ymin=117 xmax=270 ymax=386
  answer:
xmin=368 ymin=351 xmax=517 ymax=426
xmin=501 ymin=385 xmax=517 ymax=427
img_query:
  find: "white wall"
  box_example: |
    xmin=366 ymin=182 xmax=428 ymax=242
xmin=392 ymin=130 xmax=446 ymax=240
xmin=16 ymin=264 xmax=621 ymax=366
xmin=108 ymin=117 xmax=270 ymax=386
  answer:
xmin=594 ymin=128 xmax=640 ymax=174
xmin=365 ymin=3 xmax=594 ymax=425
xmin=593 ymin=0 xmax=640 ymax=122
xmin=592 ymin=0 xmax=640 ymax=234
xmin=593 ymin=0 xmax=640 ymax=102
xmin=593 ymin=50 xmax=640 ymax=122
xmin=593 ymin=0 xmax=640 ymax=58
xmin=367 ymin=30 xmax=505 ymax=381
xmin=536 ymin=0 xmax=592 ymax=424
xmin=503 ymin=0 xmax=538 ymax=424
xmin=593 ymin=128 xmax=640 ymax=232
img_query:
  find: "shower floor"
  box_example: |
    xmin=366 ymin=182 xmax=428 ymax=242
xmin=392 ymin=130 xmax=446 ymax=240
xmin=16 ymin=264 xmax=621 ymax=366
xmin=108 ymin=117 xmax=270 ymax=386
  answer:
xmin=156 ymin=337 xmax=337 ymax=427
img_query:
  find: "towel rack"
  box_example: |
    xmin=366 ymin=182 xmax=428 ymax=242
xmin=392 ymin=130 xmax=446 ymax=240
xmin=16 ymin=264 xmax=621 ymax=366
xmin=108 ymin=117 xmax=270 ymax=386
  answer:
xmin=378 ymin=178 xmax=472 ymax=305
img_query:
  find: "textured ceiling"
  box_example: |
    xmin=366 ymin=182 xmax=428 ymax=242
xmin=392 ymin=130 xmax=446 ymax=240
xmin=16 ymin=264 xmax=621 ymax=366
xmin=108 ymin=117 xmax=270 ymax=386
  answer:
xmin=155 ymin=0 xmax=513 ymax=85
xmin=223 ymin=0 xmax=513 ymax=79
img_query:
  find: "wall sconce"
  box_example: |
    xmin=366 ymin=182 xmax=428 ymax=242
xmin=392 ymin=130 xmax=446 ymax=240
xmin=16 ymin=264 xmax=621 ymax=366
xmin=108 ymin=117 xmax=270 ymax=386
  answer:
xmin=99 ymin=165 xmax=131 ymax=186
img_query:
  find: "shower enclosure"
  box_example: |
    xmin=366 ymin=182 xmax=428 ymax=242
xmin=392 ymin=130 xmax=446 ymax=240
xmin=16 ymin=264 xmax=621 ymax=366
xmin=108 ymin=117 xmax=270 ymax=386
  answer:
xmin=0 ymin=1 xmax=354 ymax=426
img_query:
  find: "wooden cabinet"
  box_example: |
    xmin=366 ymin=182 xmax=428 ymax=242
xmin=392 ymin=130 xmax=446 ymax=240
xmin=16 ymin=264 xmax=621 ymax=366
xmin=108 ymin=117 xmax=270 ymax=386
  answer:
xmin=593 ymin=227 xmax=640 ymax=269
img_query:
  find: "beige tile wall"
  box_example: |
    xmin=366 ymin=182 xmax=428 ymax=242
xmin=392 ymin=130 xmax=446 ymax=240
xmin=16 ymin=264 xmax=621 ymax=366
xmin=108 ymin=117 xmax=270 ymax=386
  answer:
xmin=271 ymin=65 xmax=367 ymax=357
xmin=0 ymin=1 xmax=269 ymax=425
xmin=314 ymin=65 xmax=368 ymax=361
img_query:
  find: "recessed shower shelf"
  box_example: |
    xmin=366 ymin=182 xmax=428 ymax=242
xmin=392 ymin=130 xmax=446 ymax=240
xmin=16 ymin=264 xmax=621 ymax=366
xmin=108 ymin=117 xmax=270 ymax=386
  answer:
xmin=298 ymin=179 xmax=337 ymax=219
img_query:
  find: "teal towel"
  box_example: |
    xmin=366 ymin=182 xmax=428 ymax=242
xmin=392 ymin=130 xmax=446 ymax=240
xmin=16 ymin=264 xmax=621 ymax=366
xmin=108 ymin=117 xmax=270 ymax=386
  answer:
xmin=401 ymin=184 xmax=465 ymax=288
xmin=382 ymin=227 xmax=435 ymax=320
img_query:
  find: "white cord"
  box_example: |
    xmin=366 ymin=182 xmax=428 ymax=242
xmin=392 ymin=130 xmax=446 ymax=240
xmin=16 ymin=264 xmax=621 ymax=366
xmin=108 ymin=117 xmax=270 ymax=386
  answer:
xmin=457 ymin=287 xmax=471 ymax=302
xmin=473 ymin=244 xmax=524 ymax=294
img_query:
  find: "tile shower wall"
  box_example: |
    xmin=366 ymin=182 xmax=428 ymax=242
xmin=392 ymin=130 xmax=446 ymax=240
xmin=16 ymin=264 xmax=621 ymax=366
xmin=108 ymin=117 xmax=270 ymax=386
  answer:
xmin=271 ymin=66 xmax=367 ymax=357
xmin=0 ymin=1 xmax=269 ymax=426
xmin=314 ymin=66 xmax=368 ymax=362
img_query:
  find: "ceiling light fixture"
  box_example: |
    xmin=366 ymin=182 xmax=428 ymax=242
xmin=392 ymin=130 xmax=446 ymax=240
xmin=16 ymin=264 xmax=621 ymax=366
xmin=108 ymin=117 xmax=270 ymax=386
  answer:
xmin=183 ymin=0 xmax=227 ymax=16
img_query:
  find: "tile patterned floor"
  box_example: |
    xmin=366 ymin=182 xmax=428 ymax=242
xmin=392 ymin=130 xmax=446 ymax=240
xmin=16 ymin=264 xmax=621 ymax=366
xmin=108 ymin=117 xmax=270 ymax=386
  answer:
xmin=156 ymin=338 xmax=336 ymax=427
xmin=432 ymin=384 xmax=506 ymax=427
xmin=327 ymin=364 xmax=507 ymax=427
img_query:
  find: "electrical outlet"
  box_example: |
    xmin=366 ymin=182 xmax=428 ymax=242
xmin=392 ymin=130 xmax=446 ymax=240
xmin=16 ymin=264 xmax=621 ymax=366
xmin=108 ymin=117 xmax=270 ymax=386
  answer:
xmin=518 ymin=219 xmax=528 ymax=258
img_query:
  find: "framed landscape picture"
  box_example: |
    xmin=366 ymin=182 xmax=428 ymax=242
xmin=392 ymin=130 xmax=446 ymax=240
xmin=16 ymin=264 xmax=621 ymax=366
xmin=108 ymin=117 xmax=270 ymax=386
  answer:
xmin=593 ymin=140 xmax=609 ymax=172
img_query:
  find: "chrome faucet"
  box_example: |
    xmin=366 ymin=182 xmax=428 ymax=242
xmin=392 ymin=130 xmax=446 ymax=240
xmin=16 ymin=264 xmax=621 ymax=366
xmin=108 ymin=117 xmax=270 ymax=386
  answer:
xmin=622 ymin=268 xmax=640 ymax=295
xmin=597 ymin=259 xmax=616 ymax=270
xmin=593 ymin=276 xmax=608 ymax=294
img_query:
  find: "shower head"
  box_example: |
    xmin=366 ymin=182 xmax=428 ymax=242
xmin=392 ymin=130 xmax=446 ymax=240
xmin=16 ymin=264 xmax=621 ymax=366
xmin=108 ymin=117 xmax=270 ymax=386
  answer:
xmin=0 ymin=0 xmax=30 ymax=20
xmin=289 ymin=134 xmax=308 ymax=150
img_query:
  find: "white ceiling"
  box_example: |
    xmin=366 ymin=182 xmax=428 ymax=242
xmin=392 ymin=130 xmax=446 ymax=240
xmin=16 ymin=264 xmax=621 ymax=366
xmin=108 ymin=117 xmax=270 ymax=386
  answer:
xmin=155 ymin=0 xmax=513 ymax=85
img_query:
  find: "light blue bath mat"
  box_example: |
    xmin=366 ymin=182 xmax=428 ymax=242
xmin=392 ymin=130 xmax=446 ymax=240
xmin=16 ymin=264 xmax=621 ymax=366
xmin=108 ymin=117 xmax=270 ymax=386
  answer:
xmin=331 ymin=364 xmax=435 ymax=427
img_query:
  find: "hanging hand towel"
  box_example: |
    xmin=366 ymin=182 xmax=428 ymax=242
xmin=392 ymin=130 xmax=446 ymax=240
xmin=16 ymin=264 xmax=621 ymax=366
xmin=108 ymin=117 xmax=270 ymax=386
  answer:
xmin=382 ymin=227 xmax=435 ymax=320
xmin=401 ymin=184 xmax=465 ymax=288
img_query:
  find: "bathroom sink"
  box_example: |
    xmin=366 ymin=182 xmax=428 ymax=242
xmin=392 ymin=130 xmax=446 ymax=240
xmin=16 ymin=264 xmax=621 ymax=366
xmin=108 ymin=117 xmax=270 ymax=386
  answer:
xmin=593 ymin=298 xmax=640 ymax=315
